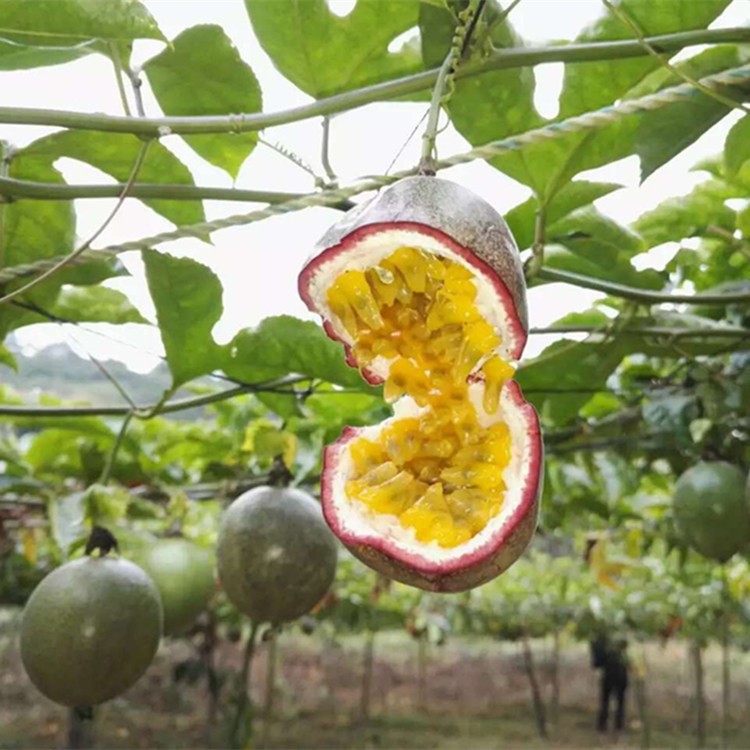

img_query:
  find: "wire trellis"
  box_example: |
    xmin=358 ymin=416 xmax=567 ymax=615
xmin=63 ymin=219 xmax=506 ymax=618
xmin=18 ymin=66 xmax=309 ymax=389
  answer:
xmin=1 ymin=62 xmax=749 ymax=285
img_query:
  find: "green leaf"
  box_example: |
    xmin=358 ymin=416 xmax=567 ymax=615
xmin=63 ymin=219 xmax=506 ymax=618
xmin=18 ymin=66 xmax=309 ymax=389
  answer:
xmin=225 ymin=316 xmax=373 ymax=391
xmin=144 ymin=25 xmax=262 ymax=178
xmin=48 ymin=286 xmax=147 ymax=325
xmin=0 ymin=0 xmax=164 ymax=42
xmin=3 ymin=151 xmax=75 ymax=270
xmin=255 ymin=391 xmax=302 ymax=421
xmin=518 ymin=337 xmax=631 ymax=425
xmin=725 ymin=115 xmax=750 ymax=178
xmin=0 ymin=343 xmax=17 ymax=371
xmin=48 ymin=491 xmax=86 ymax=558
xmin=0 ymin=37 xmax=94 ymax=70
xmin=504 ymin=181 xmax=623 ymax=251
xmin=305 ymin=387 xmax=389 ymax=437
xmin=142 ymin=250 xmax=225 ymax=387
xmin=21 ymin=131 xmax=204 ymax=227
xmin=634 ymin=46 xmax=750 ymax=180
xmin=245 ymin=0 xmax=422 ymax=98
xmin=634 ymin=179 xmax=737 ymax=248
xmin=479 ymin=0 xmax=730 ymax=195
xmin=540 ymin=206 xmax=664 ymax=290
xmin=0 ymin=146 xmax=76 ymax=339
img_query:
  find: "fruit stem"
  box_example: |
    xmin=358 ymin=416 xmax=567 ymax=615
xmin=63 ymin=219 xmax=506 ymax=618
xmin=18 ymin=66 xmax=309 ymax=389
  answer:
xmin=68 ymin=705 xmax=94 ymax=750
xmin=268 ymin=455 xmax=294 ymax=488
xmin=418 ymin=0 xmax=488 ymax=175
xmin=84 ymin=526 xmax=119 ymax=558
xmin=230 ymin=620 xmax=260 ymax=748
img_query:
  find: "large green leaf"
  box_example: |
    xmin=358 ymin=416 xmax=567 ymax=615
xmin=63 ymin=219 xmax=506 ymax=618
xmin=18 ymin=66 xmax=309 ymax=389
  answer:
xmin=224 ymin=315 xmax=373 ymax=392
xmin=0 ymin=37 xmax=93 ymax=70
xmin=725 ymin=115 xmax=750 ymax=178
xmin=633 ymin=46 xmax=750 ymax=180
xmin=0 ymin=146 xmax=76 ymax=339
xmin=142 ymin=250 xmax=225 ymax=387
xmin=518 ymin=337 xmax=632 ymax=426
xmin=448 ymin=0 xmax=730 ymax=197
xmin=48 ymin=286 xmax=147 ymax=325
xmin=245 ymin=0 xmax=422 ymax=98
xmin=634 ymin=179 xmax=737 ymax=248
xmin=0 ymin=342 xmax=17 ymax=370
xmin=143 ymin=25 xmax=263 ymax=178
xmin=504 ymin=181 xmax=623 ymax=251
xmin=541 ymin=206 xmax=664 ymax=290
xmin=0 ymin=0 xmax=164 ymax=42
xmin=21 ymin=131 xmax=204 ymax=227
xmin=3 ymin=153 xmax=75 ymax=270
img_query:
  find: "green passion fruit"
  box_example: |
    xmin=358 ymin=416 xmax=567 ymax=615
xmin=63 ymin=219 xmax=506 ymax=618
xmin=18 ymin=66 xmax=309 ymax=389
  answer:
xmin=132 ymin=539 xmax=215 ymax=637
xmin=20 ymin=556 xmax=162 ymax=706
xmin=673 ymin=461 xmax=750 ymax=562
xmin=217 ymin=486 xmax=338 ymax=624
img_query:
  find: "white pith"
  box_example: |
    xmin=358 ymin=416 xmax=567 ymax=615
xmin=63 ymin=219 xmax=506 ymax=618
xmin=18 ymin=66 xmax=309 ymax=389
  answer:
xmin=306 ymin=228 xmax=518 ymax=376
xmin=328 ymin=384 xmax=533 ymax=563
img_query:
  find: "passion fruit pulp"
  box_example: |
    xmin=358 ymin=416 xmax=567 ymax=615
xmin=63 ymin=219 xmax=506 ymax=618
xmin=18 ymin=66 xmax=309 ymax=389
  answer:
xmin=299 ymin=177 xmax=542 ymax=592
xmin=217 ymin=486 xmax=338 ymax=624
xmin=20 ymin=556 xmax=162 ymax=706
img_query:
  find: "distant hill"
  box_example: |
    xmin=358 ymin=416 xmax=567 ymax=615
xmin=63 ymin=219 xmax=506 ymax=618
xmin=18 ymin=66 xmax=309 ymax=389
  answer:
xmin=4 ymin=337 xmax=174 ymax=407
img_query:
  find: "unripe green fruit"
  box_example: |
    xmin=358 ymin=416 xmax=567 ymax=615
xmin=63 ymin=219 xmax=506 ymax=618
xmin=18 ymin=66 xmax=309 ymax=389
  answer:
xmin=673 ymin=461 xmax=750 ymax=562
xmin=20 ymin=556 xmax=162 ymax=706
xmin=132 ymin=539 xmax=215 ymax=636
xmin=217 ymin=486 xmax=337 ymax=624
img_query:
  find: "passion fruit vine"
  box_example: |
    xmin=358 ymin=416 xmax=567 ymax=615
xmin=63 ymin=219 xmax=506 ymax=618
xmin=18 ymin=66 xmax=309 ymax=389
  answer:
xmin=217 ymin=486 xmax=338 ymax=624
xmin=20 ymin=542 xmax=162 ymax=707
xmin=299 ymin=176 xmax=543 ymax=592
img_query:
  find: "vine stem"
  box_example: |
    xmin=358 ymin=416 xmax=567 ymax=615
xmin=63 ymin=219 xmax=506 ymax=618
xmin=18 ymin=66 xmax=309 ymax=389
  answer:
xmin=320 ymin=116 xmax=337 ymax=186
xmin=230 ymin=621 xmax=261 ymax=748
xmin=0 ymin=143 xmax=9 ymax=271
xmin=0 ymin=375 xmax=309 ymax=418
xmin=0 ymin=139 xmax=151 ymax=306
xmin=529 ymin=325 xmax=750 ymax=338
xmin=98 ymin=411 xmax=134 ymax=486
xmin=4 ymin=62 xmax=750 ymax=288
xmin=0 ymin=28 xmax=747 ymax=136
xmin=536 ymin=266 xmax=750 ymax=305
xmin=419 ymin=0 xmax=487 ymax=174
xmin=108 ymin=42 xmax=132 ymax=117
xmin=0 ymin=176 xmax=357 ymax=208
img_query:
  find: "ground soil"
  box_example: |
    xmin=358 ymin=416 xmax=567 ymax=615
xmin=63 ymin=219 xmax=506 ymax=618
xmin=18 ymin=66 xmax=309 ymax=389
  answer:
xmin=2 ymin=608 xmax=749 ymax=749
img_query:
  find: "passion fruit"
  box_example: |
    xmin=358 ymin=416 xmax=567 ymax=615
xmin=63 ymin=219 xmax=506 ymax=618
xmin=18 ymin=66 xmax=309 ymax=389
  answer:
xmin=673 ymin=461 xmax=750 ymax=562
xmin=132 ymin=539 xmax=215 ymax=637
xmin=20 ymin=556 xmax=162 ymax=706
xmin=217 ymin=486 xmax=338 ymax=624
xmin=298 ymin=176 xmax=542 ymax=592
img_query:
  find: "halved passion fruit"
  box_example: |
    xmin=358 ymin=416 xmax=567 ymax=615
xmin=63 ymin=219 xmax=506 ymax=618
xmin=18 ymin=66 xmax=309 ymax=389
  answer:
xmin=299 ymin=176 xmax=542 ymax=592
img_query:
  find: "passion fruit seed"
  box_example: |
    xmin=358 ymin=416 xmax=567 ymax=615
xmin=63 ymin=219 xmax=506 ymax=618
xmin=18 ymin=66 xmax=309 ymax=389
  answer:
xmin=299 ymin=177 xmax=542 ymax=592
xmin=673 ymin=461 xmax=750 ymax=562
xmin=20 ymin=554 xmax=162 ymax=707
xmin=132 ymin=538 xmax=215 ymax=637
xmin=217 ymin=486 xmax=338 ymax=624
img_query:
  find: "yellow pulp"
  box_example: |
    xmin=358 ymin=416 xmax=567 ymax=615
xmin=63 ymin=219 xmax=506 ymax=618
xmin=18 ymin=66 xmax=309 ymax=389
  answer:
xmin=326 ymin=247 xmax=516 ymax=548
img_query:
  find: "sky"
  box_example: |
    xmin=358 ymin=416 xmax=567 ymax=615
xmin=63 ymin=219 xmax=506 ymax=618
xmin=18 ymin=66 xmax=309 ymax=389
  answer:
xmin=6 ymin=0 xmax=750 ymax=375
